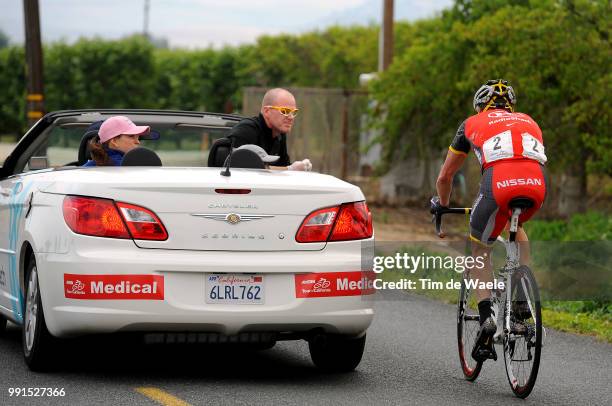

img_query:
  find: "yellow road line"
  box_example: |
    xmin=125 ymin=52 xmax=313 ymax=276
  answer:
xmin=135 ymin=387 xmax=192 ymax=406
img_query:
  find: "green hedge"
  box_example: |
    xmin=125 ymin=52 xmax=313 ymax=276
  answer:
xmin=525 ymin=211 xmax=612 ymax=241
xmin=0 ymin=23 xmax=391 ymax=136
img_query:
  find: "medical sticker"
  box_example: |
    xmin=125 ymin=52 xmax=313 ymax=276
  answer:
xmin=64 ymin=274 xmax=164 ymax=300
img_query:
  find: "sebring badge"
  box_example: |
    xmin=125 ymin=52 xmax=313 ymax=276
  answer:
xmin=191 ymin=213 xmax=274 ymax=225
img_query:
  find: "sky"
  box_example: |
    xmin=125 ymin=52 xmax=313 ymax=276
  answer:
xmin=1 ymin=0 xmax=453 ymax=49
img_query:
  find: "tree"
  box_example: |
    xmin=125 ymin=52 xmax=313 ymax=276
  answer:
xmin=0 ymin=30 xmax=9 ymax=49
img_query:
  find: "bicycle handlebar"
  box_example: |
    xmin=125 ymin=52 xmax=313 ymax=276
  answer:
xmin=431 ymin=207 xmax=471 ymax=238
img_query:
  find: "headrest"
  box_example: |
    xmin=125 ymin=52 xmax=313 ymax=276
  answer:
xmin=223 ymin=148 xmax=265 ymax=169
xmin=121 ymin=147 xmax=162 ymax=166
xmin=78 ymin=120 xmax=104 ymax=165
xmin=208 ymin=137 xmax=232 ymax=167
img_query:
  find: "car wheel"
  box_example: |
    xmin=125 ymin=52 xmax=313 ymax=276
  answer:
xmin=0 ymin=313 xmax=7 ymax=334
xmin=309 ymin=334 xmax=366 ymax=372
xmin=23 ymin=256 xmax=55 ymax=371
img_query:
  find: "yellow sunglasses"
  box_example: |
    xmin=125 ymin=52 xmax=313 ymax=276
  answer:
xmin=265 ymin=105 xmax=299 ymax=118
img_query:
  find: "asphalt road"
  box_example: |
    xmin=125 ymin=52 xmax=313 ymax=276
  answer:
xmin=1 ymin=293 xmax=610 ymax=406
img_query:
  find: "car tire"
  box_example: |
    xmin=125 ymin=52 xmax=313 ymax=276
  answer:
xmin=247 ymin=341 xmax=276 ymax=351
xmin=0 ymin=313 xmax=7 ymax=334
xmin=309 ymin=334 xmax=366 ymax=372
xmin=22 ymin=256 xmax=55 ymax=371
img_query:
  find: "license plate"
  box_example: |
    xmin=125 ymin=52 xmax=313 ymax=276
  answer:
xmin=205 ymin=274 xmax=264 ymax=304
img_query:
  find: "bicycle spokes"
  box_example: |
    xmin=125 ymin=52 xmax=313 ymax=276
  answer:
xmin=457 ymin=281 xmax=483 ymax=381
xmin=503 ymin=266 xmax=542 ymax=399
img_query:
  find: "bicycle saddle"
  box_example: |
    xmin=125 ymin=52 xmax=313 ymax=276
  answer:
xmin=509 ymin=197 xmax=535 ymax=210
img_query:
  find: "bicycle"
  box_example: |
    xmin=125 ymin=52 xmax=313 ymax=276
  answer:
xmin=431 ymin=198 xmax=542 ymax=399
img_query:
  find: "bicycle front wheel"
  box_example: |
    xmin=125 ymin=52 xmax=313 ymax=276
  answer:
xmin=503 ymin=265 xmax=542 ymax=398
xmin=457 ymin=275 xmax=483 ymax=381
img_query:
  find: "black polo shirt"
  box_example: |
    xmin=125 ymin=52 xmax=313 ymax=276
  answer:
xmin=228 ymin=113 xmax=291 ymax=166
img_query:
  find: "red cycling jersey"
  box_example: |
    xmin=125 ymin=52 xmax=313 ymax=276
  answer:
xmin=450 ymin=109 xmax=547 ymax=170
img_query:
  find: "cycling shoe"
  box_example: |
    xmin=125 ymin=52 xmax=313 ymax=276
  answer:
xmin=472 ymin=317 xmax=498 ymax=362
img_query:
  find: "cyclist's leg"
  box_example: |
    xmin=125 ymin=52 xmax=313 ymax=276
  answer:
xmin=469 ymin=237 xmax=499 ymax=361
xmin=469 ymin=241 xmax=493 ymax=303
xmin=469 ymin=167 xmax=507 ymax=306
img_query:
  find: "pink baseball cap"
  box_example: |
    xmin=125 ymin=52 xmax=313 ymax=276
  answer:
xmin=98 ymin=116 xmax=151 ymax=143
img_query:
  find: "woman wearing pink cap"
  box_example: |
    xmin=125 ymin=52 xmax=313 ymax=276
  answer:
xmin=83 ymin=116 xmax=152 ymax=166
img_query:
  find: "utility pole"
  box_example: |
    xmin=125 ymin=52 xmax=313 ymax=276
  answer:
xmin=378 ymin=0 xmax=394 ymax=72
xmin=143 ymin=0 xmax=150 ymax=38
xmin=23 ymin=0 xmax=45 ymax=126
xmin=340 ymin=89 xmax=350 ymax=180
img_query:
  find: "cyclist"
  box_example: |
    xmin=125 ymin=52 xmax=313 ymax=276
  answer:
xmin=431 ymin=79 xmax=547 ymax=362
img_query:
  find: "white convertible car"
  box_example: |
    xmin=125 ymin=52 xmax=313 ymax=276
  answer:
xmin=0 ymin=110 xmax=374 ymax=371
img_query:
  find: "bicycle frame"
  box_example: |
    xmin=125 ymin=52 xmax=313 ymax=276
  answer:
xmin=494 ymin=208 xmax=520 ymax=341
xmin=494 ymin=208 xmax=538 ymax=343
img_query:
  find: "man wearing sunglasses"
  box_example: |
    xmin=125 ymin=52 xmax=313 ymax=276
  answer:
xmin=228 ymin=88 xmax=312 ymax=171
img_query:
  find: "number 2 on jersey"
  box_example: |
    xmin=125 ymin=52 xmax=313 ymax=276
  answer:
xmin=483 ymin=130 xmax=514 ymax=163
xmin=521 ymin=133 xmax=547 ymax=164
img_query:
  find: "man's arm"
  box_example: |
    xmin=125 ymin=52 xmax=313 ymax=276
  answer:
xmin=277 ymin=134 xmax=291 ymax=167
xmin=268 ymin=134 xmax=292 ymax=170
xmin=436 ymin=151 xmax=466 ymax=206
xmin=436 ymin=120 xmax=470 ymax=206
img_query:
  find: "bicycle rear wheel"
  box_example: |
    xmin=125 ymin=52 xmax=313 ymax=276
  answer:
xmin=503 ymin=265 xmax=542 ymax=398
xmin=457 ymin=275 xmax=483 ymax=381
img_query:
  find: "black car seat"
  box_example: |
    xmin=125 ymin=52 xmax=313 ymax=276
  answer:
xmin=77 ymin=120 xmax=104 ymax=165
xmin=121 ymin=147 xmax=162 ymax=166
xmin=207 ymin=137 xmax=232 ymax=167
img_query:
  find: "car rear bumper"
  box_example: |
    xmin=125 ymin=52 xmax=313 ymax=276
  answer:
xmin=36 ymin=239 xmax=374 ymax=338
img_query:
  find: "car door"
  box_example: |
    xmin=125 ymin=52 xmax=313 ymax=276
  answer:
xmin=0 ymin=177 xmax=11 ymax=314
xmin=0 ymin=176 xmax=26 ymax=320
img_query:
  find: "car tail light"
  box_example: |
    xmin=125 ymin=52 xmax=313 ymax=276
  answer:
xmin=116 ymin=202 xmax=168 ymax=241
xmin=215 ymin=188 xmax=251 ymax=194
xmin=295 ymin=206 xmax=339 ymax=243
xmin=63 ymin=196 xmax=130 ymax=239
xmin=63 ymin=196 xmax=168 ymax=241
xmin=329 ymin=201 xmax=373 ymax=241
xmin=296 ymin=201 xmax=373 ymax=243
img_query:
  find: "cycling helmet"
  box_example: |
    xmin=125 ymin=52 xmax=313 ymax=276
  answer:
xmin=473 ymin=79 xmax=516 ymax=112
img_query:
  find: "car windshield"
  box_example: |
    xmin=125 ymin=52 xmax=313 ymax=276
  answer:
xmin=23 ymin=114 xmax=234 ymax=171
